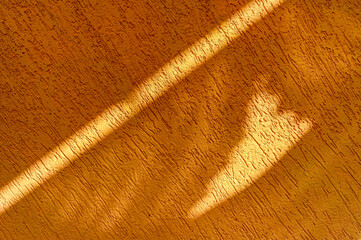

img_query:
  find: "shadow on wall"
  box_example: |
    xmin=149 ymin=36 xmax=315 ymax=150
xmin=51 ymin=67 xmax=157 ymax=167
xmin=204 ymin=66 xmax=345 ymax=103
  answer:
xmin=1 ymin=0 xmax=361 ymax=239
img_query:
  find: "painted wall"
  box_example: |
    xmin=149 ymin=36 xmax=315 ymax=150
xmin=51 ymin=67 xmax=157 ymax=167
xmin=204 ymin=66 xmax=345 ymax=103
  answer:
xmin=0 ymin=0 xmax=360 ymax=239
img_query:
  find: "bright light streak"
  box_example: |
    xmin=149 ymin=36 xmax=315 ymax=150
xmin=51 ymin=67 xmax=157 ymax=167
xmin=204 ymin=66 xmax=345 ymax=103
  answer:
xmin=188 ymin=86 xmax=312 ymax=219
xmin=0 ymin=0 xmax=286 ymax=214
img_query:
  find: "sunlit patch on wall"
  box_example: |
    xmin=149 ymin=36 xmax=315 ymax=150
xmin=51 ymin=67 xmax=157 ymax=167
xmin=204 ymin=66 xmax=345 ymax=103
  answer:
xmin=188 ymin=79 xmax=313 ymax=218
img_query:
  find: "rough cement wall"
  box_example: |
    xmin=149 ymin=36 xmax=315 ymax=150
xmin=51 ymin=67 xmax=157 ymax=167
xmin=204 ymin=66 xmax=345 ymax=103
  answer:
xmin=0 ymin=0 xmax=361 ymax=239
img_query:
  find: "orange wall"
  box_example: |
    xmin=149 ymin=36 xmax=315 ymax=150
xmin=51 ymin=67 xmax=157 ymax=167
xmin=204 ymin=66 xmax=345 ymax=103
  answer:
xmin=0 ymin=0 xmax=361 ymax=239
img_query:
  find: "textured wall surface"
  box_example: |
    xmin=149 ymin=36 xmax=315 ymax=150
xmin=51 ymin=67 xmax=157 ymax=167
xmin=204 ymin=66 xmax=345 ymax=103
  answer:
xmin=1 ymin=0 xmax=361 ymax=239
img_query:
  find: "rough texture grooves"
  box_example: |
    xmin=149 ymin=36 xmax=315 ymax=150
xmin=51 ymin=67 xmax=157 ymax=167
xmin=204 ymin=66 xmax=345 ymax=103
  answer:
xmin=0 ymin=0 xmax=361 ymax=239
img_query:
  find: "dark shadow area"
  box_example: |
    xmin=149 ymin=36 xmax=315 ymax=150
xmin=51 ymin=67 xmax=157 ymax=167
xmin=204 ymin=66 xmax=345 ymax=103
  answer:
xmin=1 ymin=0 xmax=361 ymax=239
xmin=0 ymin=0 xmax=251 ymax=187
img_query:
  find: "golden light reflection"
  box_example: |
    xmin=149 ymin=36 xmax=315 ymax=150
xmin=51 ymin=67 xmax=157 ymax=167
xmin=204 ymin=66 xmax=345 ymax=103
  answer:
xmin=188 ymin=82 xmax=313 ymax=218
xmin=0 ymin=0 xmax=286 ymax=214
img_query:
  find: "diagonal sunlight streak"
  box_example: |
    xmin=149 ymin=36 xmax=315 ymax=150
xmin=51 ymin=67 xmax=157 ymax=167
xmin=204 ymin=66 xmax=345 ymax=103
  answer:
xmin=0 ymin=0 xmax=286 ymax=214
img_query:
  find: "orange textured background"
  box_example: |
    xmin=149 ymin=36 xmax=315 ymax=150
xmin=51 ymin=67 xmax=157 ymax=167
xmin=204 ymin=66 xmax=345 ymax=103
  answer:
xmin=1 ymin=0 xmax=361 ymax=239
